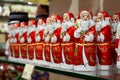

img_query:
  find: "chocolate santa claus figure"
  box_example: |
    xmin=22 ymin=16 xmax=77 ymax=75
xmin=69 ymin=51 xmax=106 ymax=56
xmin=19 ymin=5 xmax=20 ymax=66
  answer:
xmin=61 ymin=12 xmax=76 ymax=69
xmin=8 ymin=12 xmax=20 ymax=61
xmin=27 ymin=20 xmax=36 ymax=64
xmin=44 ymin=17 xmax=52 ymax=66
xmin=115 ymin=14 xmax=120 ymax=68
xmin=35 ymin=18 xmax=46 ymax=65
xmin=8 ymin=23 xmax=15 ymax=60
xmin=13 ymin=22 xmax=21 ymax=61
xmin=96 ymin=11 xmax=112 ymax=70
xmin=111 ymin=13 xmax=120 ymax=65
xmin=20 ymin=22 xmax=28 ymax=63
xmin=50 ymin=15 xmax=62 ymax=68
xmin=74 ymin=10 xmax=96 ymax=71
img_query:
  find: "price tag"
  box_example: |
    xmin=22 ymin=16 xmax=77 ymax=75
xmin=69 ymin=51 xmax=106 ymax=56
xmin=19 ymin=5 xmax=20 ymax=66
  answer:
xmin=22 ymin=64 xmax=35 ymax=80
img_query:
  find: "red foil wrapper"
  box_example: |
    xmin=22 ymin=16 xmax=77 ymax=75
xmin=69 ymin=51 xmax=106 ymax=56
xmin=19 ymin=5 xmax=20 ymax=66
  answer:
xmin=35 ymin=43 xmax=43 ymax=60
xmin=97 ymin=42 xmax=112 ymax=65
xmin=14 ymin=44 xmax=20 ymax=58
xmin=52 ymin=43 xmax=62 ymax=63
xmin=28 ymin=44 xmax=35 ymax=60
xmin=44 ymin=43 xmax=51 ymax=62
xmin=74 ymin=43 xmax=96 ymax=66
xmin=20 ymin=43 xmax=27 ymax=59
xmin=63 ymin=43 xmax=74 ymax=64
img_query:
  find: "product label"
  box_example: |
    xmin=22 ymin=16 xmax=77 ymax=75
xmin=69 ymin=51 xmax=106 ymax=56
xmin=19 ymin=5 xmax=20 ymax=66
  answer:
xmin=22 ymin=64 xmax=35 ymax=80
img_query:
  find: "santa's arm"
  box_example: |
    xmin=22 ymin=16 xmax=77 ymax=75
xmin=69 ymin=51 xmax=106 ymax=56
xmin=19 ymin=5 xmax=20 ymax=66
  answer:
xmin=27 ymin=31 xmax=35 ymax=43
xmin=85 ymin=26 xmax=95 ymax=42
xmin=85 ymin=33 xmax=94 ymax=42
xmin=74 ymin=27 xmax=82 ymax=38
xmin=100 ymin=25 xmax=111 ymax=42
xmin=35 ymin=29 xmax=41 ymax=42
xmin=51 ymin=27 xmax=61 ymax=43
xmin=20 ymin=32 xmax=27 ymax=43
xmin=63 ymin=26 xmax=76 ymax=42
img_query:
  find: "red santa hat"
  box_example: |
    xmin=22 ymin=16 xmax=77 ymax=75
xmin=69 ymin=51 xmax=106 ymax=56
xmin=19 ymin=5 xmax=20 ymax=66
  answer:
xmin=63 ymin=12 xmax=75 ymax=21
xmin=97 ymin=11 xmax=109 ymax=20
xmin=80 ymin=10 xmax=93 ymax=19
xmin=37 ymin=18 xmax=46 ymax=26
xmin=20 ymin=22 xmax=28 ymax=27
xmin=14 ymin=22 xmax=20 ymax=28
xmin=28 ymin=20 xmax=36 ymax=27
xmin=51 ymin=14 xmax=61 ymax=23
xmin=109 ymin=16 xmax=113 ymax=22
xmin=115 ymin=12 xmax=120 ymax=19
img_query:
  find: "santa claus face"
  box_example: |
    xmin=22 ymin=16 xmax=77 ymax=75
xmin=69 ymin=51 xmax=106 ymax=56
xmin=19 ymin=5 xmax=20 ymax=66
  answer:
xmin=51 ymin=17 xmax=56 ymax=24
xmin=93 ymin=16 xmax=98 ymax=23
xmin=9 ymin=24 xmax=14 ymax=30
xmin=46 ymin=18 xmax=51 ymax=25
xmin=28 ymin=20 xmax=36 ymax=28
xmin=38 ymin=19 xmax=43 ymax=26
xmin=28 ymin=22 xmax=35 ymax=27
xmin=97 ymin=13 xmax=104 ymax=21
xmin=28 ymin=22 xmax=32 ymax=27
xmin=63 ymin=14 xmax=69 ymax=21
xmin=14 ymin=23 xmax=20 ymax=29
xmin=21 ymin=23 xmax=26 ymax=28
xmin=81 ymin=12 xmax=90 ymax=21
xmin=113 ymin=15 xmax=119 ymax=23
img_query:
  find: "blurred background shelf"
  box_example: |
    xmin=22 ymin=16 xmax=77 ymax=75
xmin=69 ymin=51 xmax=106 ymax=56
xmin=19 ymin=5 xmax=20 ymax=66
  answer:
xmin=0 ymin=0 xmax=36 ymax=6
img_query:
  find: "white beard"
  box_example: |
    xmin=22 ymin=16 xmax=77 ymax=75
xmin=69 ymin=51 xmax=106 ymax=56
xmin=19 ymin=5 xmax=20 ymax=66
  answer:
xmin=38 ymin=25 xmax=43 ymax=30
xmin=80 ymin=20 xmax=90 ymax=31
xmin=55 ymin=23 xmax=60 ymax=29
xmin=36 ymin=26 xmax=43 ymax=34
xmin=28 ymin=27 xmax=35 ymax=35
xmin=21 ymin=28 xmax=26 ymax=35
xmin=67 ymin=21 xmax=74 ymax=28
xmin=13 ymin=29 xmax=17 ymax=36
xmin=49 ymin=24 xmax=54 ymax=34
xmin=45 ymin=24 xmax=51 ymax=34
xmin=96 ymin=21 xmax=102 ymax=31
xmin=63 ymin=20 xmax=74 ymax=30
xmin=112 ymin=22 xmax=119 ymax=32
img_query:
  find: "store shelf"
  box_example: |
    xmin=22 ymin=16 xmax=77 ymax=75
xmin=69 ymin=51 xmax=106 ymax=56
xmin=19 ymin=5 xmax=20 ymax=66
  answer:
xmin=0 ymin=59 xmax=108 ymax=80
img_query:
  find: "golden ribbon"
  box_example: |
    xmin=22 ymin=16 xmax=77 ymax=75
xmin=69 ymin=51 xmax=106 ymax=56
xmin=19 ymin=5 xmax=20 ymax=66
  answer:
xmin=75 ymin=44 xmax=78 ymax=57
xmin=75 ymin=43 xmax=94 ymax=46
xmin=61 ymin=43 xmax=73 ymax=46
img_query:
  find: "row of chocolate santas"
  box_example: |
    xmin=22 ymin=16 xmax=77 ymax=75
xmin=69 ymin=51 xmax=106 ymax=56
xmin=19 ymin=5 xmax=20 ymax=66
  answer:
xmin=8 ymin=10 xmax=120 ymax=71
